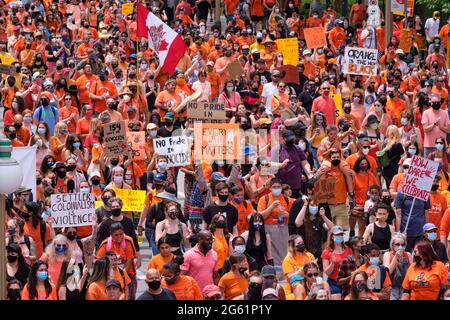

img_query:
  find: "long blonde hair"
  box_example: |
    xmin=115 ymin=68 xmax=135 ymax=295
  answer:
xmin=45 ymin=234 xmax=72 ymax=261
xmin=384 ymin=125 xmax=400 ymax=150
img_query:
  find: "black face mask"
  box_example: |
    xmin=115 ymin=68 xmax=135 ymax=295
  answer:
xmin=99 ymin=75 xmax=106 ymax=81
xmin=218 ymin=194 xmax=229 ymax=203
xmin=147 ymin=280 xmax=161 ymax=290
xmin=388 ymin=92 xmax=395 ymax=99
xmin=382 ymin=197 xmax=391 ymax=204
xmin=67 ymin=164 xmax=76 ymax=172
xmin=165 ymin=121 xmax=173 ymax=127
xmin=111 ymin=160 xmax=119 ymax=166
xmin=111 ymin=208 xmax=121 ymax=217
xmin=331 ymin=159 xmax=341 ymax=166
xmin=8 ymin=80 xmax=15 ymax=87
xmin=102 ymin=196 xmax=110 ymax=206
xmin=7 ymin=289 xmax=21 ymax=300
xmin=343 ymin=107 xmax=351 ymax=114
xmin=201 ymin=242 xmax=212 ymax=251
xmin=252 ymin=53 xmax=260 ymax=61
xmin=9 ymin=132 xmax=17 ymax=140
xmin=56 ymin=65 xmax=63 ymax=70
xmin=413 ymin=255 xmax=422 ymax=264
xmin=66 ymin=232 xmax=77 ymax=241
xmin=285 ymin=138 xmax=295 ymax=148
xmin=432 ymin=102 xmax=441 ymax=110
xmin=91 ymin=179 xmax=101 ymax=186
xmin=57 ymin=171 xmax=67 ymax=179
xmin=431 ymin=184 xmax=439 ymax=191
xmin=248 ymin=282 xmax=262 ymax=300
xmin=36 ymin=177 xmax=42 ymax=185
xmin=7 ymin=255 xmax=18 ymax=263
xmin=41 ymin=99 xmax=49 ymax=107
xmin=296 ymin=243 xmax=306 ymax=252
xmin=216 ymin=220 xmax=227 ymax=229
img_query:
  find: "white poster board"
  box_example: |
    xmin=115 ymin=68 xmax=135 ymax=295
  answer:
xmin=50 ymin=193 xmax=96 ymax=228
xmin=401 ymin=155 xmax=439 ymax=202
xmin=153 ymin=136 xmax=190 ymax=168
xmin=342 ymin=47 xmax=379 ymax=76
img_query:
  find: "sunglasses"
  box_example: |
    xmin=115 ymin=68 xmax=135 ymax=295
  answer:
xmin=394 ymin=243 xmax=406 ymax=246
xmin=307 ymin=272 xmax=319 ymax=278
xmin=56 ymin=244 xmax=67 ymax=249
xmin=272 ymin=75 xmax=280 ymax=78
xmin=322 ymin=88 xmax=330 ymax=90
xmin=279 ymin=85 xmax=286 ymax=88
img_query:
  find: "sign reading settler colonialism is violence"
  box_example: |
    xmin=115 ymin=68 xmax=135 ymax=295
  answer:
xmin=401 ymin=155 xmax=439 ymax=201
xmin=51 ymin=193 xmax=96 ymax=228
xmin=342 ymin=47 xmax=378 ymax=76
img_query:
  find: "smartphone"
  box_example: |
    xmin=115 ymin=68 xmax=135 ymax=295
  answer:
xmin=315 ymin=128 xmax=320 ymax=134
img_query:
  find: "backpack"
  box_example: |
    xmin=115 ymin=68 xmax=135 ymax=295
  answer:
xmin=376 ymin=149 xmax=394 ymax=168
xmin=264 ymin=194 xmax=289 ymax=208
xmin=36 ymin=105 xmax=58 ymax=122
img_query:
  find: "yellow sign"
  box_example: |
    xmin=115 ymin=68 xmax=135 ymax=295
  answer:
xmin=95 ymin=201 xmax=102 ymax=209
xmin=122 ymin=3 xmax=135 ymax=15
xmin=112 ymin=188 xmax=147 ymax=212
xmin=332 ymin=93 xmax=342 ymax=117
xmin=275 ymin=38 xmax=299 ymax=66
xmin=0 ymin=53 xmax=17 ymax=65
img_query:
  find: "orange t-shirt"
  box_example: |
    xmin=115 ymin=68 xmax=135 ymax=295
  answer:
xmin=390 ymin=173 xmax=406 ymax=192
xmin=327 ymin=166 xmax=348 ymax=205
xmin=96 ymin=235 xmax=137 ymax=277
xmin=155 ymin=90 xmax=181 ymax=119
xmin=354 ymin=171 xmax=378 ymax=205
xmin=21 ymin=283 xmax=58 ymax=300
xmin=24 ymin=220 xmax=52 ymax=258
xmin=439 ymin=207 xmax=450 ymax=239
xmin=90 ymin=80 xmax=119 ymax=113
xmin=386 ymin=98 xmax=407 ymax=127
xmin=75 ymin=74 xmax=98 ymax=105
xmin=232 ymin=200 xmax=254 ymax=235
xmin=257 ymin=193 xmax=293 ymax=225
xmin=86 ymin=281 xmax=108 ymax=300
xmin=352 ymin=264 xmax=392 ymax=288
xmin=402 ymin=261 xmax=449 ymax=300
xmin=213 ymin=234 xmax=229 ymax=269
xmin=427 ymin=192 xmax=447 ymax=229
xmin=218 ymin=271 xmax=249 ymax=300
xmin=76 ymin=117 xmax=91 ymax=139
xmin=59 ymin=106 xmax=79 ymax=133
xmin=161 ymin=275 xmax=203 ymax=300
xmin=16 ymin=126 xmax=31 ymax=146
xmin=147 ymin=253 xmax=176 ymax=273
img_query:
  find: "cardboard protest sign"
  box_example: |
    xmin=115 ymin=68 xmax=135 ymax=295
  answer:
xmin=194 ymin=123 xmax=240 ymax=162
xmin=104 ymin=121 xmax=127 ymax=157
xmin=401 ymin=155 xmax=439 ymax=202
xmin=399 ymin=30 xmax=413 ymax=53
xmin=0 ymin=63 xmax=15 ymax=75
xmin=50 ymin=193 xmax=96 ymax=228
xmin=342 ymin=47 xmax=378 ymax=76
xmin=153 ymin=136 xmax=191 ymax=167
xmin=314 ymin=177 xmax=336 ymax=203
xmin=275 ymin=38 xmax=299 ymax=66
xmin=122 ymin=3 xmax=134 ymax=15
xmin=277 ymin=65 xmax=299 ymax=85
xmin=126 ymin=131 xmax=146 ymax=161
xmin=112 ymin=188 xmax=147 ymax=212
xmin=187 ymin=101 xmax=227 ymax=123
xmin=226 ymin=60 xmax=245 ymax=79
xmin=303 ymin=27 xmax=327 ymax=49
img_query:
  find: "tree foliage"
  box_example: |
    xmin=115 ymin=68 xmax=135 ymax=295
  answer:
xmin=416 ymin=0 xmax=450 ymax=14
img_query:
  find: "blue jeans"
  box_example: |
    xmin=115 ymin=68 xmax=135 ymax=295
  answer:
xmin=311 ymin=147 xmax=320 ymax=169
xmin=145 ymin=228 xmax=158 ymax=256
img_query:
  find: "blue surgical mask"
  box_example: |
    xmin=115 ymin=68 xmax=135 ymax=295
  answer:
xmin=158 ymin=161 xmax=168 ymax=170
xmin=72 ymin=142 xmax=81 ymax=148
xmin=369 ymin=257 xmax=379 ymax=265
xmin=55 ymin=246 xmax=66 ymax=254
xmin=234 ymin=196 xmax=243 ymax=204
xmin=235 ymin=245 xmax=246 ymax=254
xmin=309 ymin=205 xmax=318 ymax=215
xmin=395 ymin=245 xmax=405 ymax=252
xmin=271 ymin=188 xmax=282 ymax=197
xmin=37 ymin=127 xmax=46 ymax=135
xmin=401 ymin=117 xmax=408 ymax=126
xmin=334 ymin=235 xmax=344 ymax=244
xmin=436 ymin=143 xmax=444 ymax=151
xmin=408 ymin=148 xmax=416 ymax=155
xmin=37 ymin=271 xmax=48 ymax=281
xmin=426 ymin=232 xmax=437 ymax=241
xmin=253 ymin=223 xmax=263 ymax=230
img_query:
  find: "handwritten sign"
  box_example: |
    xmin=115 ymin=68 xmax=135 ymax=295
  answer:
xmin=194 ymin=123 xmax=240 ymax=162
xmin=342 ymin=47 xmax=378 ymax=76
xmin=399 ymin=30 xmax=413 ymax=53
xmin=0 ymin=63 xmax=15 ymax=75
xmin=112 ymin=188 xmax=147 ymax=212
xmin=314 ymin=177 xmax=336 ymax=203
xmin=122 ymin=3 xmax=134 ymax=15
xmin=126 ymin=131 xmax=146 ymax=161
xmin=153 ymin=136 xmax=191 ymax=167
xmin=226 ymin=60 xmax=245 ymax=79
xmin=275 ymin=38 xmax=299 ymax=66
xmin=104 ymin=121 xmax=127 ymax=157
xmin=50 ymin=193 xmax=96 ymax=228
xmin=392 ymin=0 xmax=414 ymax=16
xmin=401 ymin=155 xmax=439 ymax=201
xmin=187 ymin=101 xmax=227 ymax=123
xmin=331 ymin=93 xmax=343 ymax=117
xmin=303 ymin=27 xmax=327 ymax=49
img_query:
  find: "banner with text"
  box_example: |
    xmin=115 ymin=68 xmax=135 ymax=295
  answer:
xmin=112 ymin=188 xmax=147 ymax=212
xmin=153 ymin=136 xmax=191 ymax=167
xmin=275 ymin=38 xmax=299 ymax=66
xmin=104 ymin=121 xmax=127 ymax=157
xmin=50 ymin=193 xmax=96 ymax=228
xmin=401 ymin=155 xmax=438 ymax=201
xmin=303 ymin=27 xmax=327 ymax=49
xmin=126 ymin=131 xmax=146 ymax=160
xmin=194 ymin=123 xmax=240 ymax=162
xmin=187 ymin=101 xmax=227 ymax=123
xmin=342 ymin=47 xmax=378 ymax=76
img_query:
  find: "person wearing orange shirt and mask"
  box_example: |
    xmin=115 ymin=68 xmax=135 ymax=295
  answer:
xmin=306 ymin=10 xmax=322 ymax=28
xmin=385 ymin=88 xmax=407 ymax=127
xmin=328 ymin=19 xmax=346 ymax=53
xmin=75 ymin=63 xmax=98 ymax=106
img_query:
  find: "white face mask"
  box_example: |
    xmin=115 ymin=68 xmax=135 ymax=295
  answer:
xmin=362 ymin=147 xmax=370 ymax=155
xmin=149 ymin=131 xmax=157 ymax=138
xmin=123 ymin=95 xmax=131 ymax=102
xmin=298 ymin=142 xmax=306 ymax=151
xmin=80 ymin=187 xmax=90 ymax=193
xmin=113 ymin=175 xmax=123 ymax=183
xmin=305 ymin=56 xmax=311 ymax=62
xmin=374 ymin=106 xmax=382 ymax=112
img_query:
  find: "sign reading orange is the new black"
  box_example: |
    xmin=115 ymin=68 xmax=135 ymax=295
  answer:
xmin=342 ymin=47 xmax=378 ymax=76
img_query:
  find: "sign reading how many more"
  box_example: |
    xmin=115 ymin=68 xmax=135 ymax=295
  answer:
xmin=342 ymin=47 xmax=378 ymax=76
xmin=153 ymin=136 xmax=191 ymax=167
xmin=187 ymin=101 xmax=227 ymax=123
xmin=104 ymin=121 xmax=128 ymax=157
xmin=51 ymin=193 xmax=96 ymax=228
xmin=401 ymin=155 xmax=439 ymax=201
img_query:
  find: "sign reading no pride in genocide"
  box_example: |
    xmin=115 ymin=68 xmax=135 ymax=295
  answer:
xmin=51 ymin=193 xmax=95 ymax=228
xmin=343 ymin=47 xmax=378 ymax=76
xmin=187 ymin=101 xmax=227 ymax=123
xmin=104 ymin=121 xmax=127 ymax=157
xmin=401 ymin=155 xmax=439 ymax=201
xmin=153 ymin=136 xmax=191 ymax=167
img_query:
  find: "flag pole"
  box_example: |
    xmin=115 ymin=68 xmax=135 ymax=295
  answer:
xmin=135 ymin=3 xmax=140 ymax=115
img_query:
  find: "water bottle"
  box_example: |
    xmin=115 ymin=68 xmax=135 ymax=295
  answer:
xmin=277 ymin=204 xmax=284 ymax=225
xmin=137 ymin=234 xmax=143 ymax=245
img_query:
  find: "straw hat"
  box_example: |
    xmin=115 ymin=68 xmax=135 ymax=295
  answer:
xmin=99 ymin=29 xmax=112 ymax=39
xmin=119 ymin=87 xmax=135 ymax=98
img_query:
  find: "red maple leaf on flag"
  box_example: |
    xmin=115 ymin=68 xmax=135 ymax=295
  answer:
xmin=159 ymin=39 xmax=169 ymax=51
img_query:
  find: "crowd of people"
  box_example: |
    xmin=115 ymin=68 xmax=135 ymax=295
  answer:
xmin=2 ymin=0 xmax=450 ymax=301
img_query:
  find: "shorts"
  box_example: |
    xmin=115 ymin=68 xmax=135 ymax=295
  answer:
xmin=327 ymin=278 xmax=342 ymax=294
xmin=329 ymin=203 xmax=350 ymax=231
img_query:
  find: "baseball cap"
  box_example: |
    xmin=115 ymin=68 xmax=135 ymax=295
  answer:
xmin=206 ymin=60 xmax=214 ymax=67
xmin=41 ymin=91 xmax=52 ymax=100
xmin=251 ymin=48 xmax=259 ymax=54
xmin=403 ymin=158 xmax=412 ymax=166
xmin=258 ymin=117 xmax=273 ymax=126
xmin=53 ymin=162 xmax=67 ymax=171
xmin=147 ymin=123 xmax=158 ymax=130
xmin=105 ymin=279 xmax=122 ymax=289
xmin=32 ymin=72 xmax=42 ymax=80
xmin=14 ymin=185 xmax=31 ymax=195
xmin=242 ymin=44 xmax=249 ymax=50
xmin=129 ymin=53 xmax=137 ymax=59
xmin=262 ymin=288 xmax=278 ymax=299
xmin=202 ymin=285 xmax=222 ymax=298
xmin=164 ymin=112 xmax=175 ymax=121
xmin=366 ymin=114 xmax=379 ymax=125
xmin=282 ymin=129 xmax=296 ymax=139
xmin=331 ymin=225 xmax=344 ymax=235
xmin=423 ymin=223 xmax=438 ymax=233
xmin=211 ymin=171 xmax=227 ymax=182
xmin=303 ymin=49 xmax=312 ymax=56
xmin=261 ymin=265 xmax=276 ymax=277
xmin=43 ymin=80 xmax=54 ymax=88
xmin=89 ymin=171 xmax=101 ymax=179
xmin=256 ymin=32 xmax=263 ymax=39
xmin=6 ymin=242 xmax=21 ymax=254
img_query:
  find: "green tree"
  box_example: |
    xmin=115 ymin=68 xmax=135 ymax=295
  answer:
xmin=416 ymin=0 xmax=450 ymax=14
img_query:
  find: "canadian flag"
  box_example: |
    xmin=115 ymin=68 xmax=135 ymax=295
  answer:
xmin=137 ymin=2 xmax=187 ymax=75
